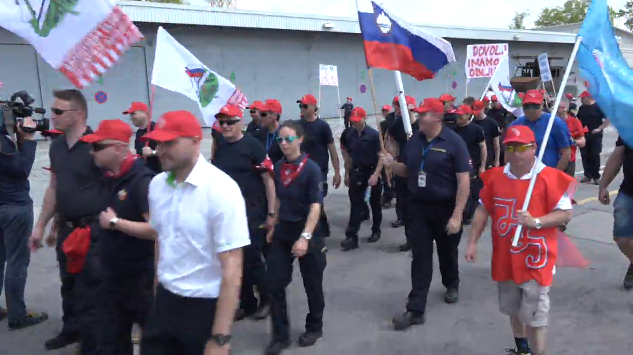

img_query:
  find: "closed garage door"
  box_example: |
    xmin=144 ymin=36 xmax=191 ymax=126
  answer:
xmin=37 ymin=46 xmax=150 ymax=130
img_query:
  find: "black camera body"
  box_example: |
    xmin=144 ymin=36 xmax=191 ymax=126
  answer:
xmin=1 ymin=90 xmax=49 ymax=134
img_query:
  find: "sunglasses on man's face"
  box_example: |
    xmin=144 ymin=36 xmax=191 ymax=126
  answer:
xmin=505 ymin=143 xmax=534 ymax=153
xmin=276 ymin=136 xmax=298 ymax=144
xmin=522 ymin=104 xmax=541 ymax=111
xmin=299 ymin=104 xmax=309 ymax=109
xmin=91 ymin=143 xmax=117 ymax=152
xmin=51 ymin=108 xmax=79 ymax=115
xmin=249 ymin=110 xmax=257 ymax=114
xmin=218 ymin=119 xmax=241 ymax=127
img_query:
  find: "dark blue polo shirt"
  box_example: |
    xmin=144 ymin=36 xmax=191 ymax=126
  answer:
xmin=274 ymin=154 xmax=323 ymax=224
xmin=342 ymin=125 xmax=381 ymax=169
xmin=402 ymin=126 xmax=472 ymax=203
xmin=300 ymin=118 xmax=334 ymax=177
xmin=213 ymin=134 xmax=268 ymax=199
xmin=100 ymin=159 xmax=155 ymax=277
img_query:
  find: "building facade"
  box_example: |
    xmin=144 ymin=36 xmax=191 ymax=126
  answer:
xmin=0 ymin=1 xmax=581 ymax=130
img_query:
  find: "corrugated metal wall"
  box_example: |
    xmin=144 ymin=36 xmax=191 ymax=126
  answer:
xmin=0 ymin=23 xmax=578 ymax=130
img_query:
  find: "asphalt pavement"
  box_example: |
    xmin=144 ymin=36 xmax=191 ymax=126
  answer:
xmin=1 ymin=126 xmax=631 ymax=355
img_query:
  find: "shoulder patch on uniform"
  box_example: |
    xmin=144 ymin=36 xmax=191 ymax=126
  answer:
xmin=118 ymin=189 xmax=128 ymax=201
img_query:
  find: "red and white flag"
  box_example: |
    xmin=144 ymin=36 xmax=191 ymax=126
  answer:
xmin=0 ymin=0 xmax=143 ymax=89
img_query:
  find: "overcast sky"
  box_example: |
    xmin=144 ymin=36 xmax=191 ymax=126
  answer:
xmin=187 ymin=0 xmax=629 ymax=29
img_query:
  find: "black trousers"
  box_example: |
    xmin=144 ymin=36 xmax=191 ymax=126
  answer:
xmin=394 ymin=176 xmax=407 ymax=222
xmin=101 ymin=274 xmax=154 ymax=355
xmin=318 ymin=172 xmax=330 ymax=235
xmin=240 ymin=196 xmax=269 ymax=313
xmin=406 ymin=200 xmax=462 ymax=315
xmin=55 ymin=226 xmax=79 ymax=337
xmin=346 ymin=168 xmax=382 ymax=238
xmin=464 ymin=172 xmax=483 ymax=221
xmin=580 ymin=133 xmax=603 ymax=179
xmin=268 ymin=221 xmax=327 ymax=342
xmin=141 ymin=284 xmax=217 ymax=355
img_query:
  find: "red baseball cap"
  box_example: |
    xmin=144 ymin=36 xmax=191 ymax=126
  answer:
xmin=382 ymin=105 xmax=392 ymax=111
xmin=491 ymin=95 xmax=498 ymax=101
xmin=142 ymin=110 xmax=202 ymax=142
xmin=566 ymin=93 xmax=574 ymax=100
xmin=522 ymin=90 xmax=544 ymax=105
xmin=247 ymin=101 xmax=263 ymax=110
xmin=439 ymin=94 xmax=456 ymax=103
xmin=392 ymin=95 xmax=417 ymax=107
xmin=349 ymin=107 xmax=367 ymax=122
xmin=472 ymin=101 xmax=485 ymax=114
xmin=414 ymin=98 xmax=444 ymax=114
xmin=297 ymin=94 xmax=318 ymax=105
xmin=483 ymin=96 xmax=490 ymax=103
xmin=81 ymin=119 xmax=132 ymax=144
xmin=347 ymin=97 xmax=352 ymax=101
xmin=579 ymin=90 xmax=592 ymax=98
xmin=261 ymin=99 xmax=283 ymax=114
xmin=504 ymin=125 xmax=536 ymax=145
xmin=455 ymin=104 xmax=472 ymax=115
xmin=123 ymin=102 xmax=149 ymax=114
xmin=215 ymin=104 xmax=243 ymax=119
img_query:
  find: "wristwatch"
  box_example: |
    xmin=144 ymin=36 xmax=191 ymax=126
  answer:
xmin=301 ymin=232 xmax=312 ymax=240
xmin=109 ymin=217 xmax=119 ymax=229
xmin=210 ymin=334 xmax=232 ymax=346
xmin=267 ymin=212 xmax=275 ymax=218
xmin=534 ymin=218 xmax=542 ymax=229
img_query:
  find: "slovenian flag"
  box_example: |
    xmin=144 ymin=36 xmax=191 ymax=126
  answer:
xmin=357 ymin=1 xmax=456 ymax=81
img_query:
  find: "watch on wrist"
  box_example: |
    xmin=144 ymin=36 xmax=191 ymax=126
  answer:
xmin=534 ymin=218 xmax=542 ymax=229
xmin=267 ymin=212 xmax=275 ymax=218
xmin=210 ymin=333 xmax=232 ymax=346
xmin=301 ymin=232 xmax=312 ymax=240
xmin=109 ymin=217 xmax=119 ymax=229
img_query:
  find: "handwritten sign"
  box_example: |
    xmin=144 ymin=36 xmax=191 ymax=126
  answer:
xmin=537 ymin=53 xmax=552 ymax=82
xmin=465 ymin=43 xmax=508 ymax=79
xmin=319 ymin=64 xmax=339 ymax=86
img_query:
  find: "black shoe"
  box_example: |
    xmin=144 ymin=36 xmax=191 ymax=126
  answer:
xmin=392 ymin=311 xmax=425 ymax=331
xmin=391 ymin=220 xmax=404 ymax=228
xmin=341 ymin=238 xmax=359 ymax=252
xmin=234 ymin=308 xmax=255 ymax=321
xmin=444 ymin=287 xmax=459 ymax=304
xmin=298 ymin=330 xmax=323 ymax=347
xmin=0 ymin=307 xmax=7 ymax=321
xmin=45 ymin=332 xmax=79 ymax=350
xmin=252 ymin=303 xmax=270 ymax=320
xmin=623 ymin=264 xmax=633 ymax=291
xmin=8 ymin=312 xmax=49 ymax=330
xmin=265 ymin=340 xmax=291 ymax=355
xmin=367 ymin=232 xmax=381 ymax=243
xmin=399 ymin=242 xmax=411 ymax=252
xmin=463 ymin=218 xmax=472 ymax=226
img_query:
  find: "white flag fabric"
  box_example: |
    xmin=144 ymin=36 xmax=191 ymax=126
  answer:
xmin=0 ymin=0 xmax=143 ymax=89
xmin=490 ymin=55 xmax=524 ymax=117
xmin=151 ymin=27 xmax=248 ymax=126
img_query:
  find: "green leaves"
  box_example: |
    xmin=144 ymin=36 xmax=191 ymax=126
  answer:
xmin=26 ymin=0 xmax=81 ymax=38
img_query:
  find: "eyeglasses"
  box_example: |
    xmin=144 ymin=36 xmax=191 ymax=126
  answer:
xmin=249 ymin=110 xmax=257 ymax=114
xmin=218 ymin=119 xmax=241 ymax=126
xmin=522 ymin=104 xmax=541 ymax=111
xmin=91 ymin=143 xmax=117 ymax=152
xmin=261 ymin=112 xmax=270 ymax=117
xmin=299 ymin=104 xmax=308 ymax=109
xmin=505 ymin=143 xmax=534 ymax=153
xmin=276 ymin=136 xmax=298 ymax=143
xmin=51 ymin=108 xmax=79 ymax=115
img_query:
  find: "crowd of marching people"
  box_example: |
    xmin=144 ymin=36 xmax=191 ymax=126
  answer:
xmin=1 ymin=85 xmax=630 ymax=355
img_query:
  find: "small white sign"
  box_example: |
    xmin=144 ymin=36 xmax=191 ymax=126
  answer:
xmin=538 ymin=53 xmax=552 ymax=82
xmin=319 ymin=64 xmax=339 ymax=86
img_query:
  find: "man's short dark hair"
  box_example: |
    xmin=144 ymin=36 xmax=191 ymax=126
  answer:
xmin=463 ymin=97 xmax=476 ymax=106
xmin=53 ymin=89 xmax=88 ymax=118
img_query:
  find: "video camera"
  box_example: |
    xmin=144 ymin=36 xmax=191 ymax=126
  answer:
xmin=1 ymin=90 xmax=49 ymax=134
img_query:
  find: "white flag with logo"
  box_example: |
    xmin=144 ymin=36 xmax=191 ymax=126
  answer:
xmin=151 ymin=27 xmax=248 ymax=126
xmin=489 ymin=55 xmax=524 ymax=117
xmin=0 ymin=0 xmax=143 ymax=89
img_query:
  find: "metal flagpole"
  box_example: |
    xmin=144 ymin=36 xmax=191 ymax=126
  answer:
xmin=394 ymin=71 xmax=413 ymax=136
xmin=511 ymin=37 xmax=582 ymax=247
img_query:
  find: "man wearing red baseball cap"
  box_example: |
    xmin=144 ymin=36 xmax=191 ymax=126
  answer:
xmin=81 ymin=119 xmax=157 ymax=354
xmin=298 ymin=94 xmax=342 ymax=239
xmin=577 ymin=90 xmax=610 ymax=184
xmin=254 ymin=99 xmax=284 ymax=165
xmin=124 ymin=102 xmax=162 ymax=174
xmin=472 ymin=100 xmax=501 ymax=170
xmin=246 ymin=101 xmax=264 ymax=135
xmin=141 ymin=110 xmax=250 ymax=354
xmin=466 ymin=125 xmax=576 ymax=355
xmin=340 ymin=96 xmax=354 ymax=129
xmin=439 ymin=94 xmax=457 ymax=112
xmin=509 ymin=89 xmax=572 ymax=171
xmin=384 ymin=97 xmax=472 ymax=328
xmin=556 ymin=101 xmax=586 ymax=178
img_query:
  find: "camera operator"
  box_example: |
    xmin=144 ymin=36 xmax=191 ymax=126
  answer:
xmin=0 ymin=111 xmax=49 ymax=330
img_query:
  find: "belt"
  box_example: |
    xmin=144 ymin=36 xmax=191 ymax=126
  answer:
xmin=62 ymin=215 xmax=98 ymax=229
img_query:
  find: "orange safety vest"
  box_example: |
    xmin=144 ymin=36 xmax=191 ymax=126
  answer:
xmin=480 ymin=166 xmax=574 ymax=286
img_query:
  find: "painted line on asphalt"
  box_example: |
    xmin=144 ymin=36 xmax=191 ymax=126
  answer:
xmin=575 ymin=190 xmax=618 ymax=206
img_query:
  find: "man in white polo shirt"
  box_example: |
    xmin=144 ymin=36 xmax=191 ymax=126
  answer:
xmin=140 ymin=110 xmax=250 ymax=355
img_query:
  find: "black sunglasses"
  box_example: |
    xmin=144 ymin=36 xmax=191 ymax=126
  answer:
xmin=249 ymin=110 xmax=257 ymax=114
xmin=299 ymin=104 xmax=308 ymax=109
xmin=91 ymin=143 xmax=117 ymax=152
xmin=522 ymin=104 xmax=542 ymax=111
xmin=51 ymin=108 xmax=79 ymax=115
xmin=218 ymin=119 xmax=241 ymax=126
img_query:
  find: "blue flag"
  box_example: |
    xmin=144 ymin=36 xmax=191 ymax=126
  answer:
xmin=578 ymin=0 xmax=633 ymax=146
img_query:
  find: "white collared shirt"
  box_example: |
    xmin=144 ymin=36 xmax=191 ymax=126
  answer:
xmin=149 ymin=155 xmax=250 ymax=298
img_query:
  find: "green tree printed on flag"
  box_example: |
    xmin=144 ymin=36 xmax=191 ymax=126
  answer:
xmin=22 ymin=0 xmax=81 ymax=38
xmin=511 ymin=94 xmax=523 ymax=107
xmin=199 ymin=72 xmax=220 ymax=107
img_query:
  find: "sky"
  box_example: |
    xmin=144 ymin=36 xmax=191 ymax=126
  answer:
xmin=187 ymin=0 xmax=630 ymax=29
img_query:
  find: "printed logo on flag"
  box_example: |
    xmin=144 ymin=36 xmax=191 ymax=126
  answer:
xmin=20 ymin=0 xmax=81 ymax=38
xmin=375 ymin=11 xmax=392 ymax=34
xmin=185 ymin=66 xmax=220 ymax=108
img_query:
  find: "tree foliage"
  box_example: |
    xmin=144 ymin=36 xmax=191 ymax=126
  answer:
xmin=206 ymin=0 xmax=237 ymax=7
xmin=509 ymin=10 xmax=530 ymax=29
xmin=616 ymin=1 xmax=633 ymax=32
xmin=533 ymin=0 xmax=618 ymax=28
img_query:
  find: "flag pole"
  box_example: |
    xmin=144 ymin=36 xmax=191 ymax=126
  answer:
xmin=394 ymin=71 xmax=413 ymax=136
xmin=368 ymin=68 xmax=393 ymax=187
xmin=511 ymin=37 xmax=582 ymax=247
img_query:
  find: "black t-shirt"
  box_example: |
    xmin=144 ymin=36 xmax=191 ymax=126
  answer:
xmin=300 ymin=118 xmax=334 ymax=175
xmin=49 ymin=128 xmax=108 ymax=221
xmin=341 ymin=103 xmax=354 ymax=119
xmin=135 ymin=122 xmax=161 ymax=174
xmin=474 ymin=117 xmax=500 ymax=165
xmin=100 ymin=159 xmax=155 ymax=277
xmin=274 ymin=154 xmax=323 ymax=224
xmin=246 ymin=120 xmax=263 ymax=135
xmin=487 ymin=106 xmax=508 ymax=128
xmin=616 ymin=136 xmax=633 ymax=196
xmin=380 ymin=113 xmax=396 ymax=138
xmin=213 ymin=134 xmax=268 ymax=201
xmin=388 ymin=115 xmax=420 ymax=159
xmin=255 ymin=127 xmax=284 ymax=165
xmin=577 ymin=103 xmax=606 ymax=132
xmin=454 ymin=123 xmax=485 ymax=168
xmin=343 ymin=125 xmax=381 ymax=169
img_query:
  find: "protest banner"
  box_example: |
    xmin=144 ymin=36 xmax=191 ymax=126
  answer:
xmin=465 ymin=43 xmax=508 ymax=79
xmin=318 ymin=64 xmax=342 ymax=121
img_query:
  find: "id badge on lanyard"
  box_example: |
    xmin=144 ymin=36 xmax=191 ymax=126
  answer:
xmin=418 ymin=140 xmax=435 ymax=188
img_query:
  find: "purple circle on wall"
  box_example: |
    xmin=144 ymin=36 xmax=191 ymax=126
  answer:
xmin=360 ymin=84 xmax=367 ymax=94
xmin=95 ymin=91 xmax=108 ymax=104
xmin=452 ymin=81 xmax=457 ymax=89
